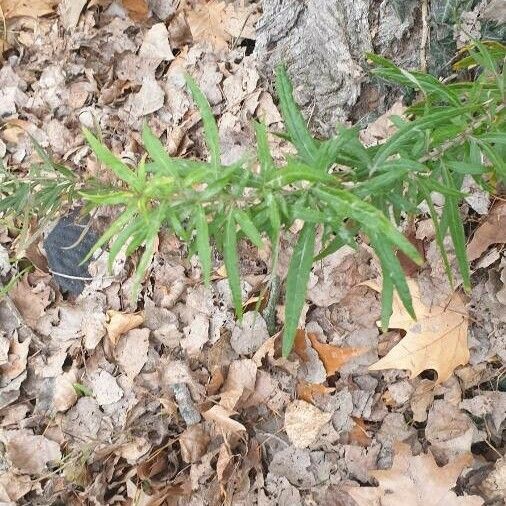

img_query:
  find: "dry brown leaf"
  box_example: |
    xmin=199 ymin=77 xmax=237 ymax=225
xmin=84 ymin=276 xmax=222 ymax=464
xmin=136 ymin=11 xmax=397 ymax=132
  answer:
xmin=347 ymin=417 xmax=372 ymax=447
xmin=179 ymin=424 xmax=210 ymax=464
xmin=346 ymin=443 xmax=483 ymax=505
xmin=467 ymin=201 xmax=506 ymax=261
xmin=294 ymin=329 xmax=366 ymax=376
xmin=219 ymin=359 xmax=257 ymax=410
xmin=9 ymin=273 xmax=51 ymax=329
xmin=186 ymin=1 xmax=230 ymax=50
xmin=284 ymin=400 xmax=332 ymax=448
xmin=0 ymin=334 xmax=30 ymax=385
xmin=202 ymin=404 xmax=246 ymax=433
xmin=1 ymin=0 xmax=58 ymax=19
xmin=122 ymin=0 xmax=148 ymax=21
xmin=2 ymin=430 xmax=61 ymax=474
xmin=105 ymin=310 xmax=144 ymax=346
xmin=115 ymin=328 xmax=149 ymax=380
xmin=296 ymin=381 xmax=335 ymax=403
xmin=367 ymin=279 xmax=469 ymax=384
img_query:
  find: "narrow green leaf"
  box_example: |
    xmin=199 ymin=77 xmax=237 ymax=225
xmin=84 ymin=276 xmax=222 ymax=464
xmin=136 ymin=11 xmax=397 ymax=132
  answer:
xmin=83 ymin=128 xmax=143 ymax=192
xmin=142 ymin=124 xmax=179 ymax=178
xmin=234 ymin=209 xmax=263 ymax=248
xmin=254 ymin=121 xmax=274 ymax=177
xmin=224 ymin=210 xmax=243 ymax=319
xmin=185 ymin=75 xmax=221 ymax=170
xmin=441 ymin=166 xmax=471 ymax=291
xmin=282 ymin=222 xmax=316 ymax=357
xmin=195 ymin=205 xmax=212 ymax=286
xmin=275 ymin=65 xmax=318 ymax=164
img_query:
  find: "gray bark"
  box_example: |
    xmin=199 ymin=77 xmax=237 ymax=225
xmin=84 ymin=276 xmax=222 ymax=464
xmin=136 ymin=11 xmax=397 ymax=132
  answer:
xmin=255 ymin=0 xmax=422 ymax=135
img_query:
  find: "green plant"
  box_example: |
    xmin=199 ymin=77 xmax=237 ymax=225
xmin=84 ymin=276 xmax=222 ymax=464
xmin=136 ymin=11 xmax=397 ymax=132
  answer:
xmin=1 ymin=41 xmax=505 ymax=356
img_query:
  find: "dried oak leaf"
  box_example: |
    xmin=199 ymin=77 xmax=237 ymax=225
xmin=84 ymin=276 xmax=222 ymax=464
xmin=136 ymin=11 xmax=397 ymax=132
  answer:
xmin=467 ymin=201 xmax=506 ymax=261
xmin=346 ymin=443 xmax=483 ymax=505
xmin=284 ymin=400 xmax=332 ymax=448
xmin=367 ymin=279 xmax=469 ymax=384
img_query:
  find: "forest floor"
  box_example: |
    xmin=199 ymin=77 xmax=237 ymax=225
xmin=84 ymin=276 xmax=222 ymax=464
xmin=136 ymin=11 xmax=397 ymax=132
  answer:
xmin=0 ymin=1 xmax=505 ymax=505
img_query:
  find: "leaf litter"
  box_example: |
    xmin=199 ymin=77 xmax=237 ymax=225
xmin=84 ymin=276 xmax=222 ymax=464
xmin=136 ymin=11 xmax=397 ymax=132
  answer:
xmin=0 ymin=1 xmax=504 ymax=504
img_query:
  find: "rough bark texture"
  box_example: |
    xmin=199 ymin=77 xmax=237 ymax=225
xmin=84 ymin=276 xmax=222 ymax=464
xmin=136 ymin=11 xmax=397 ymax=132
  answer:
xmin=255 ymin=0 xmax=422 ymax=134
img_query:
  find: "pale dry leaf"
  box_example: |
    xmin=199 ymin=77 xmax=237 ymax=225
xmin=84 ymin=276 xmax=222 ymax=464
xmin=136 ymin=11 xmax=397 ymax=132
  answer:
xmin=223 ymin=3 xmax=259 ymax=40
xmin=129 ymin=76 xmax=165 ymax=116
xmin=219 ymin=358 xmax=257 ymax=410
xmin=202 ymin=404 xmax=246 ymax=433
xmin=53 ymin=369 xmax=78 ymax=412
xmin=2 ymin=429 xmax=62 ymax=474
xmin=0 ymin=334 xmax=30 ymax=386
xmin=346 ymin=443 xmax=483 ymax=506
xmin=58 ymin=0 xmax=87 ymax=29
xmin=186 ymin=1 xmax=230 ymax=50
xmin=366 ymin=279 xmax=469 ymax=384
xmin=1 ymin=0 xmax=58 ymax=19
xmin=0 ymin=471 xmax=31 ymax=503
xmin=467 ymin=201 xmax=506 ymax=261
xmin=88 ymin=370 xmax=123 ymax=406
xmin=106 ymin=310 xmax=144 ymax=346
xmin=216 ymin=443 xmax=232 ymax=482
xmin=179 ymin=424 xmax=210 ymax=464
xmin=139 ymin=23 xmax=174 ymax=61
xmin=284 ymin=400 xmax=332 ymax=448
xmin=114 ymin=328 xmax=149 ymax=380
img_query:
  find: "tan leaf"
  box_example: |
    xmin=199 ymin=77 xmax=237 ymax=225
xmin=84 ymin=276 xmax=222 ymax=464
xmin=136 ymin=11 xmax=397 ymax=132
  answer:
xmin=202 ymin=405 xmax=246 ymax=433
xmin=346 ymin=443 xmax=483 ymax=506
xmin=186 ymin=1 xmax=230 ymax=50
xmin=216 ymin=443 xmax=233 ymax=482
xmin=2 ymin=430 xmax=61 ymax=474
xmin=114 ymin=328 xmax=149 ymax=380
xmin=121 ymin=0 xmax=148 ymax=21
xmin=105 ymin=310 xmax=144 ymax=346
xmin=219 ymin=359 xmax=257 ymax=410
xmin=296 ymin=381 xmax=334 ymax=404
xmin=1 ymin=0 xmax=58 ymax=19
xmin=307 ymin=332 xmax=367 ymax=376
xmin=367 ymin=279 xmax=469 ymax=384
xmin=284 ymin=400 xmax=332 ymax=448
xmin=9 ymin=273 xmax=52 ymax=329
xmin=58 ymin=0 xmax=87 ymax=29
xmin=179 ymin=424 xmax=210 ymax=464
xmin=0 ymin=334 xmax=30 ymax=384
xmin=467 ymin=201 xmax=506 ymax=261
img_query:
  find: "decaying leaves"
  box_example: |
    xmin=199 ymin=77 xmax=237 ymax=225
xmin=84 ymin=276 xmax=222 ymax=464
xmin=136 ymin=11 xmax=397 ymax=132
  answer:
xmin=367 ymin=279 xmax=469 ymax=384
xmin=346 ymin=443 xmax=484 ymax=505
xmin=1 ymin=0 xmax=58 ymax=19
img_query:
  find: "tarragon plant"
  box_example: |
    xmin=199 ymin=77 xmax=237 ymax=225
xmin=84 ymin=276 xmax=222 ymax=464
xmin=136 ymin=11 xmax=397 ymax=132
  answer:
xmin=1 ymin=41 xmax=505 ymax=356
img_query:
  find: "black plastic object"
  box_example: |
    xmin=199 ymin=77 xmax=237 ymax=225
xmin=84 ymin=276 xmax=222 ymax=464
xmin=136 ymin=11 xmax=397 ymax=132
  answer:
xmin=43 ymin=213 xmax=98 ymax=296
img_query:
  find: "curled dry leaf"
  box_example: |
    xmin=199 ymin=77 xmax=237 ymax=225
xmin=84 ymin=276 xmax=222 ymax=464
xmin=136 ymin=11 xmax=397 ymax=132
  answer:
xmin=366 ymin=279 xmax=469 ymax=384
xmin=202 ymin=404 xmax=246 ymax=434
xmin=284 ymin=400 xmax=332 ymax=448
xmin=179 ymin=424 xmax=210 ymax=464
xmin=105 ymin=310 xmax=144 ymax=346
xmin=346 ymin=443 xmax=483 ymax=505
xmin=467 ymin=201 xmax=506 ymax=261
xmin=186 ymin=1 xmax=230 ymax=50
